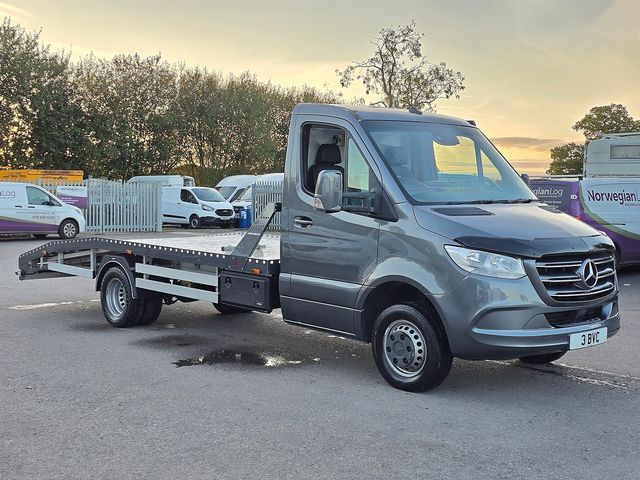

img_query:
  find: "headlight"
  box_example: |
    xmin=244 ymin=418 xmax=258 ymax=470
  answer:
xmin=444 ymin=245 xmax=526 ymax=279
xmin=201 ymin=204 xmax=214 ymax=211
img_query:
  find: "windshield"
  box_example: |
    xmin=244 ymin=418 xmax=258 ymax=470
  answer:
xmin=216 ymin=186 xmax=236 ymax=199
xmin=192 ymin=187 xmax=225 ymax=202
xmin=362 ymin=120 xmax=536 ymax=205
xmin=238 ymin=186 xmax=253 ymax=202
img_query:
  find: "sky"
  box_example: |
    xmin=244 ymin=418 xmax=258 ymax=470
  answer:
xmin=3 ymin=0 xmax=639 ymax=174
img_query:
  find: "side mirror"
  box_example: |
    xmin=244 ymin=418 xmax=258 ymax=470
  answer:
xmin=313 ymin=170 xmax=342 ymax=213
xmin=521 ymin=173 xmax=530 ymax=187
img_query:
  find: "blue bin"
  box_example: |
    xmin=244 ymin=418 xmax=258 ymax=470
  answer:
xmin=239 ymin=207 xmax=253 ymax=229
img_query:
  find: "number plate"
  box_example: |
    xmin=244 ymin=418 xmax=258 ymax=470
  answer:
xmin=569 ymin=327 xmax=607 ymax=350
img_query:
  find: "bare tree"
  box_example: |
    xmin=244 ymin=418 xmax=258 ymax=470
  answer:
xmin=337 ymin=21 xmax=464 ymax=111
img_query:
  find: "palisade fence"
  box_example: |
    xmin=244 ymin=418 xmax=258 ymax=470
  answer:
xmin=252 ymin=179 xmax=283 ymax=230
xmin=85 ymin=179 xmax=163 ymax=233
xmin=3 ymin=177 xmax=163 ymax=234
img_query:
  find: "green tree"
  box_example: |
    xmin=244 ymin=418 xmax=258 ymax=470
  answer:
xmin=0 ymin=18 xmax=89 ymax=168
xmin=547 ymin=142 xmax=584 ymax=175
xmin=74 ymin=53 xmax=181 ymax=179
xmin=573 ymin=104 xmax=640 ymax=141
xmin=336 ymin=21 xmax=464 ymax=111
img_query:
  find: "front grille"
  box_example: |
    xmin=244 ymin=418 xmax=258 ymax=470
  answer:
xmin=215 ymin=209 xmax=233 ymax=217
xmin=535 ymin=253 xmax=616 ymax=302
xmin=545 ymin=306 xmax=603 ymax=327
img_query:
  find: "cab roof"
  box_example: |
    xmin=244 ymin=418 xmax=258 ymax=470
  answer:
xmin=292 ymin=103 xmax=473 ymax=127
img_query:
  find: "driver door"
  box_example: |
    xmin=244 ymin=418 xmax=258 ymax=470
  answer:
xmin=26 ymin=186 xmax=60 ymax=232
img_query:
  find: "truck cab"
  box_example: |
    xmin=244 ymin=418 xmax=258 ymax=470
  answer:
xmin=278 ymin=104 xmax=619 ymax=389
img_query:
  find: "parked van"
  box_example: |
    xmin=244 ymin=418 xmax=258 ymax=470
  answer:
xmin=0 ymin=182 xmax=85 ymax=239
xmin=231 ymin=173 xmax=284 ymax=220
xmin=162 ymin=186 xmax=234 ymax=229
xmin=215 ymin=175 xmax=257 ymax=202
xmin=530 ymin=177 xmax=640 ymax=266
xmin=129 ymin=175 xmax=195 ymax=188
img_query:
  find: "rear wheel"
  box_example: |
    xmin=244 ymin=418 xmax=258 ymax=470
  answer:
xmin=100 ymin=267 xmax=146 ymax=328
xmin=189 ymin=215 xmax=201 ymax=229
xmin=213 ymin=303 xmax=251 ymax=315
xmin=32 ymin=234 xmax=48 ymax=239
xmin=372 ymin=303 xmax=452 ymax=392
xmin=519 ymin=351 xmax=567 ymax=364
xmin=58 ymin=219 xmax=79 ymax=239
xmin=136 ymin=296 xmax=163 ymax=326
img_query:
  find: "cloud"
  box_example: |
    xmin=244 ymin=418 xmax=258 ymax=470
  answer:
xmin=491 ymin=136 xmax=565 ymax=151
xmin=0 ymin=2 xmax=33 ymax=19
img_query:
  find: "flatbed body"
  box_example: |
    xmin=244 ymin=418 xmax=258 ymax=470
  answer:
xmin=18 ymin=204 xmax=282 ymax=312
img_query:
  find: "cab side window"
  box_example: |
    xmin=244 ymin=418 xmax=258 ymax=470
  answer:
xmin=346 ymin=138 xmax=372 ymax=193
xmin=301 ymin=124 xmax=346 ymax=193
xmin=180 ymin=189 xmax=197 ymax=203
xmin=26 ymin=187 xmax=57 ymax=206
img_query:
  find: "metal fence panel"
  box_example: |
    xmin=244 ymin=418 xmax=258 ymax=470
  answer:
xmin=252 ymin=179 xmax=283 ymax=230
xmin=85 ymin=179 xmax=162 ymax=233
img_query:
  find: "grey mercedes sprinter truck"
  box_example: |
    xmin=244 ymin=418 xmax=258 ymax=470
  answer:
xmin=18 ymin=104 xmax=620 ymax=392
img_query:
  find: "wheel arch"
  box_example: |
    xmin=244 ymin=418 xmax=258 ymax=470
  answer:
xmin=354 ymin=276 xmax=449 ymax=346
xmin=95 ymin=255 xmax=139 ymax=299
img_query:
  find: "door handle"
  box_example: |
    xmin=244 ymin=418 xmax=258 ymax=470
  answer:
xmin=293 ymin=216 xmax=313 ymax=227
xmin=14 ymin=205 xmax=23 ymax=208
xmin=27 ymin=206 xmax=35 ymax=209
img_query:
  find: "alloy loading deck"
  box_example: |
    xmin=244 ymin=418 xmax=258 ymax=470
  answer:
xmin=18 ymin=203 xmax=283 ymax=281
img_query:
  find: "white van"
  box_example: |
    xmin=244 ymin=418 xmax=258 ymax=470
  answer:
xmin=0 ymin=182 xmax=86 ymax=239
xmin=129 ymin=175 xmax=195 ymax=188
xmin=162 ymin=186 xmax=234 ymax=229
xmin=231 ymin=173 xmax=284 ymax=218
xmin=215 ymin=175 xmax=257 ymax=202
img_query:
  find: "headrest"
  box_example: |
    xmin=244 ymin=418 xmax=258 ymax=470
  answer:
xmin=315 ymin=144 xmax=342 ymax=165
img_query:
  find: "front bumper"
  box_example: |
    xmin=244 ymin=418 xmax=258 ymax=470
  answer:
xmin=201 ymin=216 xmax=234 ymax=227
xmin=434 ymin=274 xmax=620 ymax=360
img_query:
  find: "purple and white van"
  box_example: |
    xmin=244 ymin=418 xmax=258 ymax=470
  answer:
xmin=0 ymin=182 xmax=86 ymax=239
xmin=531 ymin=177 xmax=640 ymax=267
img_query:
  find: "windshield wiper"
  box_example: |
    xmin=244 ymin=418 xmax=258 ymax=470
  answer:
xmin=442 ymin=200 xmax=498 ymax=205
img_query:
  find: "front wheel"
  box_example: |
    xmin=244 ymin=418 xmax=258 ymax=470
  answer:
xmin=58 ymin=219 xmax=79 ymax=239
xmin=189 ymin=215 xmax=201 ymax=229
xmin=519 ymin=351 xmax=567 ymax=364
xmin=372 ymin=303 xmax=452 ymax=392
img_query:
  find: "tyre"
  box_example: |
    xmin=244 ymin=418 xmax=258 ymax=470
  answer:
xmin=32 ymin=234 xmax=48 ymax=239
xmin=136 ymin=295 xmax=163 ymax=326
xmin=213 ymin=303 xmax=251 ymax=315
xmin=221 ymin=222 xmax=232 ymax=229
xmin=519 ymin=351 xmax=567 ymax=364
xmin=371 ymin=303 xmax=452 ymax=392
xmin=58 ymin=219 xmax=79 ymax=239
xmin=100 ymin=266 xmax=146 ymax=328
xmin=189 ymin=215 xmax=201 ymax=229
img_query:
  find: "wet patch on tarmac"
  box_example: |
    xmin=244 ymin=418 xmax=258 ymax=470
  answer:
xmin=173 ymin=348 xmax=306 ymax=368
